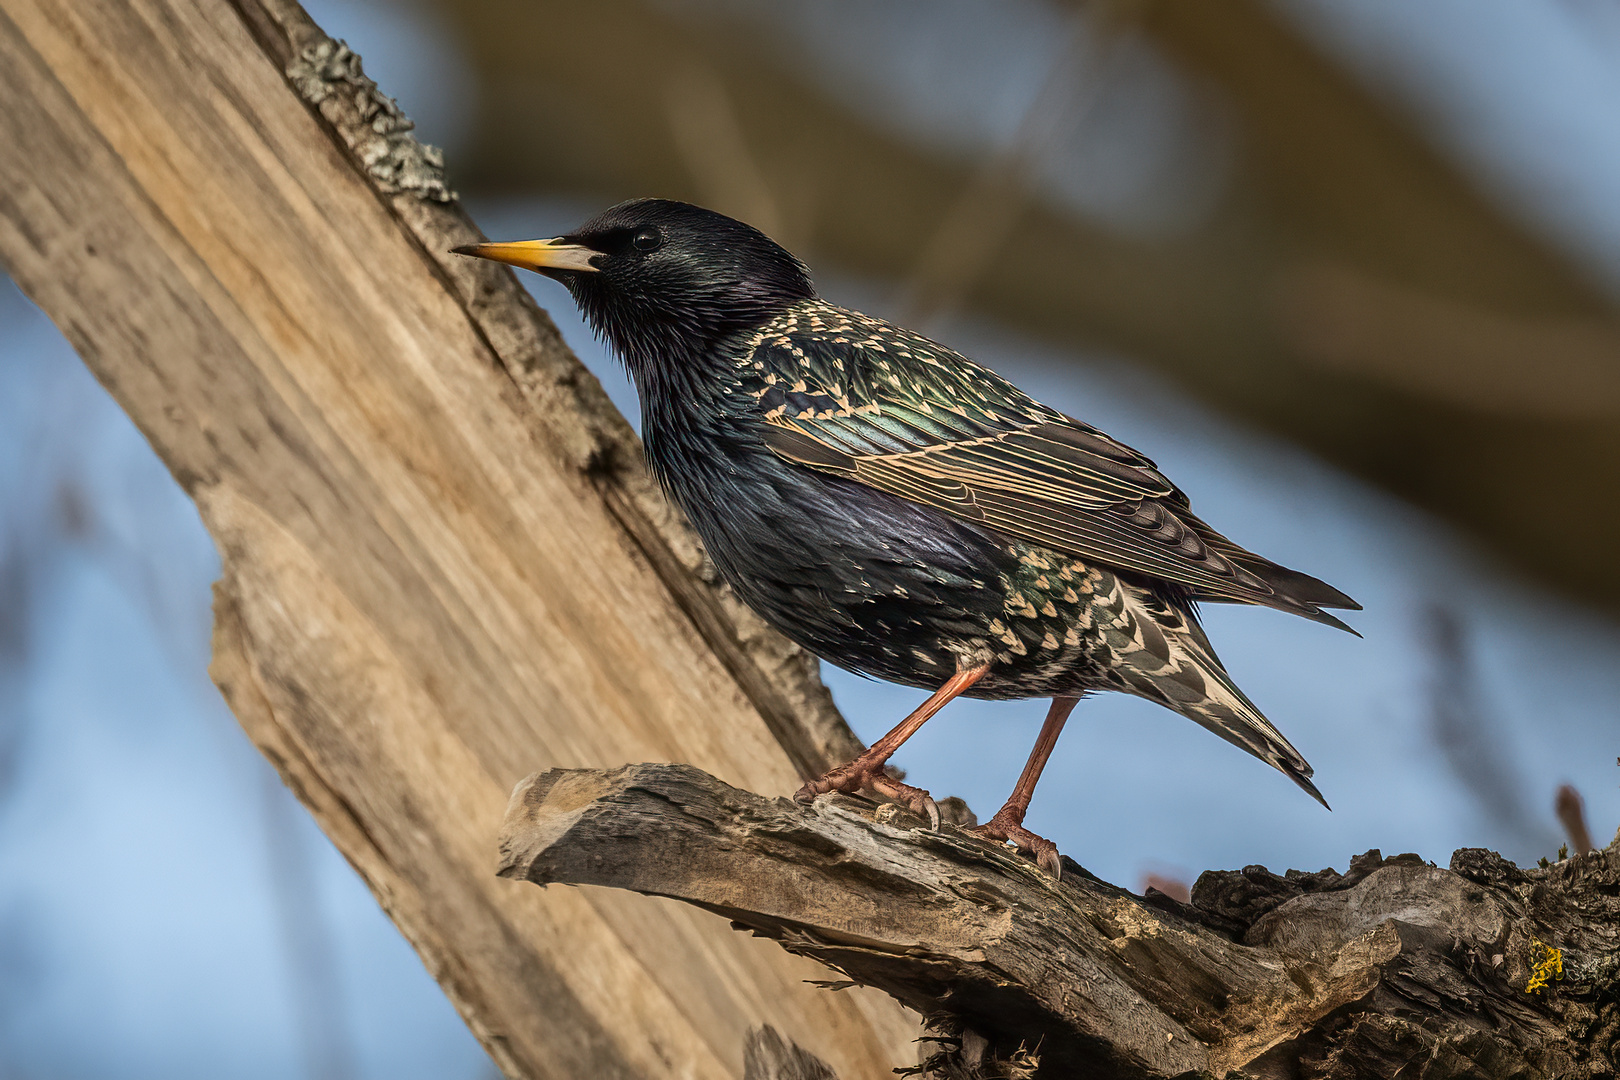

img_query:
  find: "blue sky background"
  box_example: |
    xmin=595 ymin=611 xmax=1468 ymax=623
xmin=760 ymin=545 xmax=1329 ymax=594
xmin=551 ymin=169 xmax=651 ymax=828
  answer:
xmin=2 ymin=1 xmax=1617 ymax=1077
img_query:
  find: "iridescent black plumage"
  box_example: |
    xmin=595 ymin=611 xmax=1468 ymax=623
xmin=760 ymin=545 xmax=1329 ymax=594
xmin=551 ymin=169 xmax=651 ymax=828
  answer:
xmin=455 ymin=198 xmax=1360 ymax=871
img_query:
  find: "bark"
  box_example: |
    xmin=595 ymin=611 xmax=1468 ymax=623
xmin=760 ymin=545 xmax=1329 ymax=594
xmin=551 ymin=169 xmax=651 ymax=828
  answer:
xmin=0 ymin=1 xmax=914 ymax=1076
xmin=501 ymin=763 xmax=1620 ymax=1080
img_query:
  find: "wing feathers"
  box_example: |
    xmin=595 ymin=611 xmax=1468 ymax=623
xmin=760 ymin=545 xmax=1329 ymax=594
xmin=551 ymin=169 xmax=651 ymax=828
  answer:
xmin=759 ymin=424 xmax=856 ymax=471
xmin=750 ymin=321 xmax=1358 ymax=627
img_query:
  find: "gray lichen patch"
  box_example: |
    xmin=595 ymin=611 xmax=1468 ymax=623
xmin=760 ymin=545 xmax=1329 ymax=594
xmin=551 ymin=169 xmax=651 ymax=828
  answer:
xmin=287 ymin=37 xmax=455 ymax=203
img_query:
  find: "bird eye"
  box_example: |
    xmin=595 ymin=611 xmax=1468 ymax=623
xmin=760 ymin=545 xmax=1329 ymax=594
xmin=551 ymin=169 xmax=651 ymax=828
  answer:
xmin=632 ymin=229 xmax=661 ymax=252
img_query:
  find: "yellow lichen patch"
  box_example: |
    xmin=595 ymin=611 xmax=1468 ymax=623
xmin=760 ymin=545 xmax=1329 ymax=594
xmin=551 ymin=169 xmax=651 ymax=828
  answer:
xmin=1525 ymin=939 xmax=1563 ymax=995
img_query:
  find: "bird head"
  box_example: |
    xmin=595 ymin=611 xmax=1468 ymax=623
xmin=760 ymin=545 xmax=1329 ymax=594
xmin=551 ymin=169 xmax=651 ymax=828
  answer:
xmin=453 ymin=199 xmax=814 ymax=378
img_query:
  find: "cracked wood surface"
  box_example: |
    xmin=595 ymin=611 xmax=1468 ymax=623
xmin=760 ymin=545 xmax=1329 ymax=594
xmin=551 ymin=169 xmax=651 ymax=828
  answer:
xmin=501 ymin=763 xmax=1620 ymax=1080
xmin=0 ymin=1 xmax=912 ymax=1077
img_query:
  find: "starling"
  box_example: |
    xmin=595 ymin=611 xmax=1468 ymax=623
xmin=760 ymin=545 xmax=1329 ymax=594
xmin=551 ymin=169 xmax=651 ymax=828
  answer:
xmin=455 ymin=199 xmax=1359 ymax=877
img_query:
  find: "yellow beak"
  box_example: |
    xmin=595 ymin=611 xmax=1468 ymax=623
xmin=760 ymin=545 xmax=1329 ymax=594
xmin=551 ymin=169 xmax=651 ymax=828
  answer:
xmin=451 ymin=238 xmax=602 ymax=274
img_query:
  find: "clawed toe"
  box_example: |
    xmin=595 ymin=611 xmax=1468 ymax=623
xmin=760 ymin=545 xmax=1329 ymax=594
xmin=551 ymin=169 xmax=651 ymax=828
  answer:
xmin=869 ymin=772 xmax=939 ymax=829
xmin=971 ymin=812 xmax=1063 ymax=880
xmin=793 ymin=762 xmax=864 ymax=804
xmin=793 ymin=763 xmax=939 ymax=829
xmin=792 ymin=775 xmax=835 ymax=804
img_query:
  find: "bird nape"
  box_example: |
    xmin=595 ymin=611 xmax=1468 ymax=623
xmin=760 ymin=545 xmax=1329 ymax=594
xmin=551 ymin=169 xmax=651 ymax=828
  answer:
xmin=454 ymin=198 xmax=1360 ymax=879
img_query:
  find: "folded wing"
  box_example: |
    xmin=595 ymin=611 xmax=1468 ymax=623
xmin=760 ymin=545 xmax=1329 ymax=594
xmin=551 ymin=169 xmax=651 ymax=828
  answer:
xmin=751 ymin=327 xmax=1359 ymax=629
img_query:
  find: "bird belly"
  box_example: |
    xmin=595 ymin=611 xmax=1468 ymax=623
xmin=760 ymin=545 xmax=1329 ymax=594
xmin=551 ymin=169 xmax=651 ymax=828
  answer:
xmin=662 ymin=447 xmax=1131 ymax=700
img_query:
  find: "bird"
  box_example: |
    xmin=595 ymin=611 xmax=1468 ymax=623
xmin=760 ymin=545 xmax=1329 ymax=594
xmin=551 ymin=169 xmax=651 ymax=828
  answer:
xmin=454 ymin=198 xmax=1359 ymax=878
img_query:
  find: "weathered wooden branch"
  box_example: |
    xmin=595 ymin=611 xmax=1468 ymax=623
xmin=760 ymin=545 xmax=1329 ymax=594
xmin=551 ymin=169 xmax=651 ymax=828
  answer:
xmin=501 ymin=763 xmax=1620 ymax=1080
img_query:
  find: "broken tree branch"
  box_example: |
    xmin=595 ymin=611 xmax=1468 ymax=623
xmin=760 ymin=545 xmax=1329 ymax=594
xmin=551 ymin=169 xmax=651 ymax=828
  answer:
xmin=500 ymin=763 xmax=1620 ymax=1080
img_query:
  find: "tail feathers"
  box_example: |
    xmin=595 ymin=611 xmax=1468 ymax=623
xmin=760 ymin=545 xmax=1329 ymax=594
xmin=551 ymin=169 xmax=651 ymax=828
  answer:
xmin=1188 ymin=517 xmax=1362 ymax=635
xmin=1129 ymin=623 xmax=1330 ymax=809
xmin=1207 ymin=561 xmax=1362 ymax=635
xmin=1191 ymin=669 xmax=1329 ymax=809
xmin=1271 ymin=602 xmax=1360 ymax=637
xmin=1241 ymin=559 xmax=1361 ymax=612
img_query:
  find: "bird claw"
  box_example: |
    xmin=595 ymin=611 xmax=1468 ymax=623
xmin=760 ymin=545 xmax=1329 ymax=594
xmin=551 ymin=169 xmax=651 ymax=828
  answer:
xmin=792 ymin=768 xmax=849 ymax=805
xmin=793 ymin=761 xmax=940 ymax=829
xmin=971 ymin=810 xmax=1063 ymax=880
xmin=867 ymin=772 xmax=939 ymax=830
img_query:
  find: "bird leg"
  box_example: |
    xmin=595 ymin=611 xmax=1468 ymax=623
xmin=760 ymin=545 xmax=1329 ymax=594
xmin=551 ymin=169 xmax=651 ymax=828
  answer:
xmin=971 ymin=695 xmax=1079 ymax=878
xmin=795 ymin=663 xmax=990 ymax=828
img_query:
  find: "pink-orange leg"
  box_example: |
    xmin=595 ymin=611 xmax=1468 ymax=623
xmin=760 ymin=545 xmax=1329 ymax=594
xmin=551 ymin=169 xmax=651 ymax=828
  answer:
xmin=972 ymin=695 xmax=1079 ymax=878
xmin=794 ymin=663 xmax=991 ymax=827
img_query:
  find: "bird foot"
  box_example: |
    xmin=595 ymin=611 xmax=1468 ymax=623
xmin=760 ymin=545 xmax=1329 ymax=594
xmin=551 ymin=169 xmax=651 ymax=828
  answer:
xmin=971 ymin=807 xmax=1062 ymax=879
xmin=794 ymin=760 xmax=940 ymax=829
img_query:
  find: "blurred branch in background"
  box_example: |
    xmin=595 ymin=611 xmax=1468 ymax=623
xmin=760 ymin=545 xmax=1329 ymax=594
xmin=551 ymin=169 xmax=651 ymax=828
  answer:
xmin=0 ymin=284 xmax=53 ymax=1077
xmin=0 ymin=495 xmax=38 ymax=810
xmin=896 ymin=1 xmax=1122 ymax=326
xmin=1138 ymin=869 xmax=1190 ymax=904
xmin=433 ymin=0 xmax=1620 ymax=608
xmin=1423 ymin=605 xmax=1560 ymax=858
xmin=664 ymin=61 xmax=794 ymax=247
xmin=1276 ymin=260 xmax=1620 ymax=419
xmin=0 ymin=288 xmax=59 ymax=805
xmin=262 ymin=768 xmax=360 ymax=1080
xmin=1556 ymin=784 xmax=1596 ymax=856
xmin=0 ymin=341 xmax=114 ymax=808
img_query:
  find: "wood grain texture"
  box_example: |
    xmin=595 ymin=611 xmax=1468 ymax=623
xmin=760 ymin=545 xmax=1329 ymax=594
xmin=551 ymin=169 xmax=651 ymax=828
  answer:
xmin=502 ymin=763 xmax=1620 ymax=1080
xmin=0 ymin=0 xmax=911 ymax=1076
